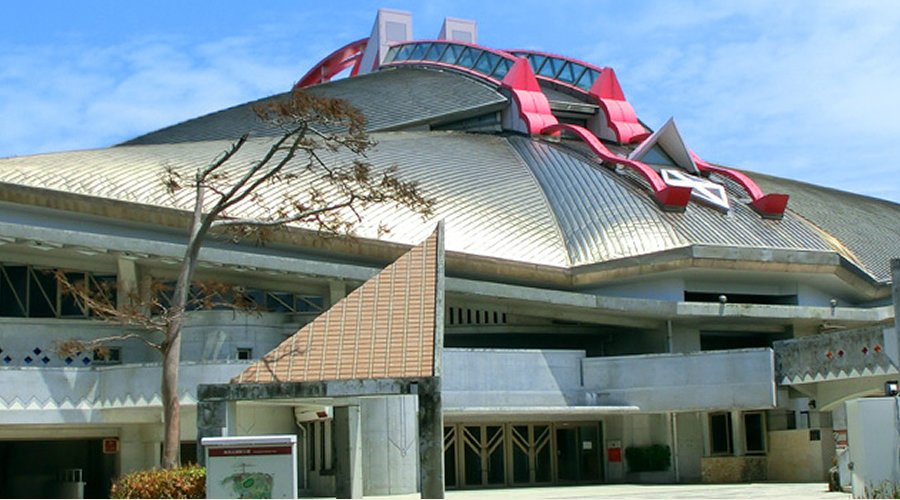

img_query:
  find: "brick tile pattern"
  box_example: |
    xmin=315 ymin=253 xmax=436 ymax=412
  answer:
xmin=233 ymin=230 xmax=438 ymax=383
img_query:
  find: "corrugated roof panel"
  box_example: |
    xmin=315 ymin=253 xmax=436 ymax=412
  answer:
xmin=510 ymin=137 xmax=686 ymax=265
xmin=512 ymin=137 xmax=838 ymax=268
xmin=0 ymin=131 xmax=570 ymax=268
xmin=124 ymin=67 xmax=507 ymax=145
xmin=752 ymin=173 xmax=900 ymax=283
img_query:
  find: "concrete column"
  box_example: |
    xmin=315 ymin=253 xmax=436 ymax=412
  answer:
xmin=417 ymin=378 xmax=444 ymax=499
xmin=329 ymin=280 xmax=347 ymax=308
xmin=666 ymin=322 xmax=701 ymax=353
xmin=892 ymin=260 xmax=900 ymax=364
xmin=116 ymin=257 xmax=140 ymax=309
xmin=334 ymin=405 xmax=363 ymax=499
xmin=120 ymin=424 xmax=163 ymax=473
xmin=196 ymin=400 xmax=237 ymax=465
xmin=731 ymin=411 xmax=745 ymax=456
xmin=361 ymin=396 xmax=418 ymax=495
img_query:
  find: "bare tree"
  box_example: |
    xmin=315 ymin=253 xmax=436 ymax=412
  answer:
xmin=56 ymin=89 xmax=434 ymax=468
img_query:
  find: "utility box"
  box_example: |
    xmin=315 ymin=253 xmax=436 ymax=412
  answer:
xmin=845 ymin=397 xmax=900 ymax=498
xmin=202 ymin=435 xmax=297 ymax=499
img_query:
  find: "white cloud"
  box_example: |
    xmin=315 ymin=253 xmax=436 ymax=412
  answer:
xmin=574 ymin=0 xmax=900 ymax=202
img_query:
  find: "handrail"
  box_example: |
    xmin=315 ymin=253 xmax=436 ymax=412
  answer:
xmin=542 ymin=123 xmax=691 ymax=211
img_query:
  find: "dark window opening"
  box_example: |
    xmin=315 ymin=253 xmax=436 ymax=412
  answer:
xmin=684 ymin=291 xmax=798 ymax=306
xmin=744 ymin=412 xmax=766 ymax=454
xmin=709 ymin=412 xmax=733 ymax=455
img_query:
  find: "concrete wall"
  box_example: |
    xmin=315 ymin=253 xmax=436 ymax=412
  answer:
xmin=701 ymin=456 xmax=766 ymax=483
xmin=766 ymin=428 xmax=834 ymax=482
xmin=443 ymin=348 xmax=585 ymax=408
xmin=0 ymin=362 xmax=247 ymax=424
xmin=674 ymin=412 xmax=704 ymax=482
xmin=586 ymin=277 xmax=684 ymax=301
xmin=582 ymin=348 xmax=776 ymax=412
xmin=180 ymin=311 xmax=300 ymax=362
xmin=0 ymin=311 xmax=300 ymax=367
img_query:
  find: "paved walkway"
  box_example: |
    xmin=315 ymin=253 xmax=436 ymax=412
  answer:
xmin=441 ymin=483 xmax=847 ymax=499
xmin=310 ymin=483 xmax=849 ymax=499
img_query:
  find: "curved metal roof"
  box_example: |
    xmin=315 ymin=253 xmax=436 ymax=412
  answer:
xmin=0 ymin=66 xmax=896 ymax=285
xmin=124 ymin=67 xmax=507 ymax=145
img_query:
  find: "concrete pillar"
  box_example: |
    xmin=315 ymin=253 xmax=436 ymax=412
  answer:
xmin=417 ymin=378 xmax=444 ymax=499
xmin=196 ymin=400 xmax=237 ymax=465
xmin=119 ymin=424 xmax=163 ymax=473
xmin=361 ymin=396 xmax=418 ymax=495
xmin=731 ymin=411 xmax=745 ymax=456
xmin=666 ymin=322 xmax=701 ymax=353
xmin=116 ymin=257 xmax=139 ymax=309
xmin=892 ymin=259 xmax=899 ymax=364
xmin=334 ymin=405 xmax=363 ymax=499
xmin=674 ymin=412 xmax=703 ymax=482
xmin=329 ymin=280 xmax=347 ymax=308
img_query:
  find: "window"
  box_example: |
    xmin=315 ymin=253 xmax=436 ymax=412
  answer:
xmin=236 ymin=348 xmax=253 ymax=360
xmin=423 ymin=43 xmax=447 ymax=62
xmin=0 ymin=264 xmax=115 ymax=318
xmin=93 ymin=347 xmax=121 ymax=364
xmin=408 ymin=42 xmax=431 ymax=61
xmin=743 ymin=412 xmax=766 ymax=454
xmin=709 ymin=412 xmax=733 ymax=455
xmin=575 ymin=68 xmax=600 ymax=91
xmin=490 ymin=59 xmax=513 ymax=80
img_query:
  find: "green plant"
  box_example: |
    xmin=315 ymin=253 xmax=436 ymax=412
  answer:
xmin=625 ymin=444 xmax=671 ymax=472
xmin=110 ymin=464 xmax=205 ymax=499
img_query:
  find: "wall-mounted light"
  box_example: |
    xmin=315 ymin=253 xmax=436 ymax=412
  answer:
xmin=885 ymin=380 xmax=899 ymax=397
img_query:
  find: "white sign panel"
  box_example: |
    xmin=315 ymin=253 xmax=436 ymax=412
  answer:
xmin=203 ymin=435 xmax=297 ymax=499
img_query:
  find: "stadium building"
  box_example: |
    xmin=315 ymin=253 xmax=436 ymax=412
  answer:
xmin=0 ymin=8 xmax=898 ymax=498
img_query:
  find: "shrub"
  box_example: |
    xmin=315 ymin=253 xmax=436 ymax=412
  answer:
xmin=110 ymin=464 xmax=205 ymax=499
xmin=625 ymin=444 xmax=671 ymax=472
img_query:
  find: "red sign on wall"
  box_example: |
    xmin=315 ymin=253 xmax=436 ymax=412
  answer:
xmin=103 ymin=438 xmax=120 ymax=454
xmin=607 ymin=447 xmax=622 ymax=462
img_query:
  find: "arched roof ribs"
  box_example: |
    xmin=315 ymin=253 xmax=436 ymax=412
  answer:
xmin=542 ymin=123 xmax=692 ymax=212
xmin=294 ymin=38 xmax=369 ymax=89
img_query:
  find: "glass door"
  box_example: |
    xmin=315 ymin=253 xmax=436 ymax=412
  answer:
xmin=555 ymin=423 xmax=603 ymax=483
xmin=509 ymin=424 xmax=553 ymax=485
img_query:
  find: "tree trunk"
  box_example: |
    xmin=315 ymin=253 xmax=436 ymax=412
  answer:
xmin=160 ymin=184 xmax=208 ymax=468
xmin=160 ymin=320 xmax=182 ymax=468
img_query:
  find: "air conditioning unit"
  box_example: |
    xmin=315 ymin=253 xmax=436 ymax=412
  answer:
xmin=294 ymin=406 xmax=332 ymax=423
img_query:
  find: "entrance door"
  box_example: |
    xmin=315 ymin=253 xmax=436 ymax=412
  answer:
xmin=459 ymin=425 xmax=505 ymax=487
xmin=509 ymin=424 xmax=552 ymax=485
xmin=555 ymin=423 xmax=603 ymax=483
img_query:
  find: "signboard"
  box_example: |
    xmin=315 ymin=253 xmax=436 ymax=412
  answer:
xmin=102 ymin=438 xmax=120 ymax=454
xmin=607 ymin=439 xmax=622 ymax=463
xmin=202 ymin=435 xmax=297 ymax=499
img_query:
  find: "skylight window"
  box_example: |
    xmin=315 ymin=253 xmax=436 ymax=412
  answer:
xmin=409 ymin=42 xmax=431 ymax=60
xmin=394 ymin=43 xmax=415 ymax=61
xmin=423 ymin=43 xmax=448 ymax=62
xmin=473 ymin=52 xmax=500 ymax=75
xmin=456 ymin=47 xmax=479 ymax=68
xmin=490 ymin=59 xmax=513 ymax=80
xmin=440 ymin=44 xmax=464 ymax=64
xmin=575 ymin=68 xmax=600 ymax=91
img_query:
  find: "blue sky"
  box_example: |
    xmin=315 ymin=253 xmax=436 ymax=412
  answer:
xmin=2 ymin=1 xmax=899 ymax=203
